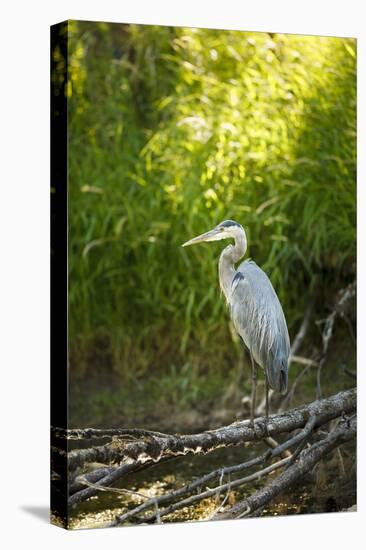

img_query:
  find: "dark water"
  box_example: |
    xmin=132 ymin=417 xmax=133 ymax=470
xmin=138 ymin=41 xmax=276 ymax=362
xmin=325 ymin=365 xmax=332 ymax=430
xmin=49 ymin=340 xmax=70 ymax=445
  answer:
xmin=66 ymin=440 xmax=356 ymax=529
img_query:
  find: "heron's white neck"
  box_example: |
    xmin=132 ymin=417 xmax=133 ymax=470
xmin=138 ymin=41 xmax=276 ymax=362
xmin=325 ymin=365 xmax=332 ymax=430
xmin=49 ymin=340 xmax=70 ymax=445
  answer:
xmin=219 ymin=229 xmax=247 ymax=302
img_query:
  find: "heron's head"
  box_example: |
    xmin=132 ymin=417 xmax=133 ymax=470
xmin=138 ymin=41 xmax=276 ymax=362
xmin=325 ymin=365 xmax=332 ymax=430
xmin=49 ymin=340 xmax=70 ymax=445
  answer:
xmin=182 ymin=220 xmax=244 ymax=247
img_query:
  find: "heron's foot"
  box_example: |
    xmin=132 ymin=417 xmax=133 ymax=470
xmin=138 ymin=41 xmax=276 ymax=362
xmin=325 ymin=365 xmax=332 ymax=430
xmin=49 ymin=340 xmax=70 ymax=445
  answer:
xmin=264 ymin=420 xmax=271 ymax=438
xmin=250 ymin=416 xmax=263 ymax=439
xmin=264 ymin=414 xmax=270 ymax=436
xmin=255 ymin=417 xmax=270 ymax=438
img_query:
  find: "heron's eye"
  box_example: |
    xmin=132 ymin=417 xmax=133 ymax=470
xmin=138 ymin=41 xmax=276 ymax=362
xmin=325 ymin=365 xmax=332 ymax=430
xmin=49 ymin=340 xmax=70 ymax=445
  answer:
xmin=220 ymin=227 xmax=224 ymax=231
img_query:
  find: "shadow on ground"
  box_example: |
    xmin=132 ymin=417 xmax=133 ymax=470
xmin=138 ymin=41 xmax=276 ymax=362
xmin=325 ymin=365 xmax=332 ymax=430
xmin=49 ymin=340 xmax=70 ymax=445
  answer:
xmin=20 ymin=506 xmax=49 ymax=524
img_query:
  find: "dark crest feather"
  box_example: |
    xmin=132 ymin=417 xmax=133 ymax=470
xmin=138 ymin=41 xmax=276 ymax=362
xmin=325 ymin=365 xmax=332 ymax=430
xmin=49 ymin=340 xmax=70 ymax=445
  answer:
xmin=219 ymin=220 xmax=241 ymax=228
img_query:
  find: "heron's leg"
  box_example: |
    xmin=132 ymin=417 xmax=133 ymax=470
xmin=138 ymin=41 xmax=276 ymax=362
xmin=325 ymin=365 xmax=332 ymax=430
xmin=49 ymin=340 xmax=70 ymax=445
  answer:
xmin=250 ymin=352 xmax=257 ymax=425
xmin=265 ymin=371 xmax=270 ymax=420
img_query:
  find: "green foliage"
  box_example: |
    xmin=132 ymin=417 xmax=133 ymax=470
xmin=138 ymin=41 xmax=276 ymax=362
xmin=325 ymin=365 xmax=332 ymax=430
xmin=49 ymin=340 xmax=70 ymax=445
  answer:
xmin=67 ymin=22 xmax=356 ymax=382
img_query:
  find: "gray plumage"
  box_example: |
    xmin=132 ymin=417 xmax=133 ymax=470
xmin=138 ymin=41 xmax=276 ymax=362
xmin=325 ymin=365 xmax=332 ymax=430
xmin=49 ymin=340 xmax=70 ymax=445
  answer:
xmin=182 ymin=219 xmax=290 ymax=420
xmin=230 ymin=259 xmax=290 ymax=394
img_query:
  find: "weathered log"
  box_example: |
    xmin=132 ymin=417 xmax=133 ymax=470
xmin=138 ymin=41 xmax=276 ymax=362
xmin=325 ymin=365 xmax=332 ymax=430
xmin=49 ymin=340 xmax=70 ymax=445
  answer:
xmin=66 ymin=388 xmax=356 ymax=474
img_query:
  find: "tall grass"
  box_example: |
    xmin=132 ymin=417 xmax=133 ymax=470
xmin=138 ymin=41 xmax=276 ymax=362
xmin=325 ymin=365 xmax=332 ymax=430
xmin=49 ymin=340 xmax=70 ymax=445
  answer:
xmin=67 ymin=22 xmax=356 ymax=382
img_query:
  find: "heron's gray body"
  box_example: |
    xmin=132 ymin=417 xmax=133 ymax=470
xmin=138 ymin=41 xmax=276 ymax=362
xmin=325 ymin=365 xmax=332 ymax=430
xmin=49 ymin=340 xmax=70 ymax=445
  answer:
xmin=228 ymin=259 xmax=290 ymax=394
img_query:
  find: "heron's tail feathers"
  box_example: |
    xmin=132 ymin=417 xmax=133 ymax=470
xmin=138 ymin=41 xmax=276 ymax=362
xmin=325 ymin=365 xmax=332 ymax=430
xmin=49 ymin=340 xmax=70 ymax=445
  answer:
xmin=267 ymin=355 xmax=288 ymax=395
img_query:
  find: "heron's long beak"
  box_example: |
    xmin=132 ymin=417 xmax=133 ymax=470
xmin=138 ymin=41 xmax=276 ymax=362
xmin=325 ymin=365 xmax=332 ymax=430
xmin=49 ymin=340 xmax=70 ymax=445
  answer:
xmin=182 ymin=228 xmax=221 ymax=247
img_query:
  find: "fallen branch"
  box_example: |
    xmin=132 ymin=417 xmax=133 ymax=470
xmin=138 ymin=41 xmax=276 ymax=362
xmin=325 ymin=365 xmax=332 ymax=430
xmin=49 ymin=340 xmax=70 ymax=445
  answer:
xmin=65 ymin=388 xmax=355 ymax=475
xmin=55 ymin=427 xmax=171 ymax=441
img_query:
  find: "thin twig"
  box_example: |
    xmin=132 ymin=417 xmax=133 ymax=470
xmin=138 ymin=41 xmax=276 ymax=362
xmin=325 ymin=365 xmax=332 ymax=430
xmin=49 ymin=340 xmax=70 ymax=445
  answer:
xmin=290 ymin=355 xmax=319 ymax=367
xmin=341 ymin=314 xmax=356 ymax=346
xmin=69 ymin=466 xmax=117 ymax=495
xmin=336 ymin=447 xmax=346 ymax=478
xmin=263 ymin=436 xmax=292 ymax=459
xmin=270 ymin=415 xmax=317 ymax=458
xmin=74 ymin=476 xmax=150 ymax=500
xmin=68 ymin=462 xmax=147 ymax=508
xmin=216 ymin=469 xmax=225 ymax=503
xmin=154 ymin=498 xmax=161 ymax=524
xmin=341 ymin=364 xmax=357 ymax=380
xmin=207 ymin=474 xmax=232 ymax=519
xmin=290 ymin=295 xmax=317 ymax=357
xmin=315 ymin=280 xmax=355 ymax=400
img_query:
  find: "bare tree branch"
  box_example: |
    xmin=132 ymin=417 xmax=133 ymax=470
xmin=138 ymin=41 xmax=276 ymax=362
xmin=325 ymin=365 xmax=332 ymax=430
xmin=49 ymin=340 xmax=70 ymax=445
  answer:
xmin=290 ymin=295 xmax=317 ymax=357
xmin=316 ymin=281 xmax=356 ymax=399
xmin=65 ymin=388 xmax=355 ymax=475
xmin=54 ymin=427 xmax=171 ymax=441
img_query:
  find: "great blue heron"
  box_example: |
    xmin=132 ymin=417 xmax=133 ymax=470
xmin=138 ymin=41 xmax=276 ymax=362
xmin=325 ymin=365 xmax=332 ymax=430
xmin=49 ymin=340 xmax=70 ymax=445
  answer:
xmin=182 ymin=219 xmax=290 ymax=423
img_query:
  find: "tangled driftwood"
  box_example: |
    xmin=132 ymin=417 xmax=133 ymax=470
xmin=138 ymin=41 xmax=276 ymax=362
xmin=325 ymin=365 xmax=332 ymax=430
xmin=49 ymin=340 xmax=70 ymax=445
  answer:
xmin=51 ymin=387 xmax=356 ymax=524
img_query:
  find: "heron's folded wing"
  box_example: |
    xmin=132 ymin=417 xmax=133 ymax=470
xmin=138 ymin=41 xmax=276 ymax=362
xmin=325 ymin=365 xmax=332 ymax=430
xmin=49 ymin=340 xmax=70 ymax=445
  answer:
xmin=230 ymin=261 xmax=290 ymax=368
